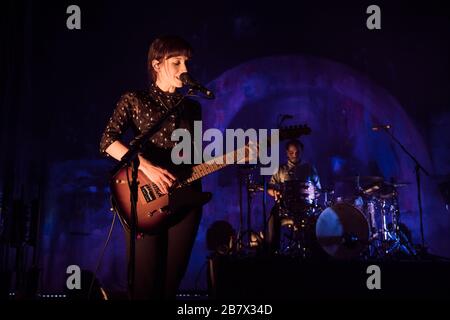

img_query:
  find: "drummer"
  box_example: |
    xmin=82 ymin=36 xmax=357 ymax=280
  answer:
xmin=267 ymin=139 xmax=321 ymax=199
xmin=266 ymin=139 xmax=322 ymax=253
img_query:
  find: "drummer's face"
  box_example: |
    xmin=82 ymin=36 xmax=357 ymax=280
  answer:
xmin=287 ymin=145 xmax=301 ymax=163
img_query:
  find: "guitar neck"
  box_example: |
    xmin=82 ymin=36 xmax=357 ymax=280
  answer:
xmin=180 ymin=147 xmax=247 ymax=186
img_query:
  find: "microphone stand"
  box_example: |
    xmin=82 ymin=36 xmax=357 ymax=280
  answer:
xmin=110 ymin=91 xmax=191 ymax=299
xmin=381 ymin=127 xmax=430 ymax=251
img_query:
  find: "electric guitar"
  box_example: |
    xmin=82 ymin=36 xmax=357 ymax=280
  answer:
xmin=110 ymin=125 xmax=311 ymax=234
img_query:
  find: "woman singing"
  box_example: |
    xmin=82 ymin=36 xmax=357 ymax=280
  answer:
xmin=100 ymin=35 xmax=203 ymax=299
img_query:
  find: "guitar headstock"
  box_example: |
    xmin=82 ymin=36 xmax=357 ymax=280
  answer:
xmin=239 ymin=124 xmax=312 ymax=162
xmin=279 ymin=124 xmax=312 ymax=140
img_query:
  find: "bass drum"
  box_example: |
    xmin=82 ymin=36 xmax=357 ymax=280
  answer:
xmin=315 ymin=203 xmax=369 ymax=259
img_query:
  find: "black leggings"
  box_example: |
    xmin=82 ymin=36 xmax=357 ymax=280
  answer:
xmin=125 ymin=207 xmax=202 ymax=299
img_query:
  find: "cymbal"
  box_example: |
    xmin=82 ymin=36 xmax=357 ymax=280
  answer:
xmin=237 ymin=164 xmax=259 ymax=171
xmin=379 ymin=192 xmax=397 ymax=199
xmin=360 ymin=184 xmax=381 ymax=196
xmin=247 ymin=184 xmax=265 ymax=192
xmin=382 ymin=181 xmax=411 ymax=188
xmin=335 ymin=176 xmax=384 ymax=184
xmin=321 ymin=186 xmax=335 ymax=193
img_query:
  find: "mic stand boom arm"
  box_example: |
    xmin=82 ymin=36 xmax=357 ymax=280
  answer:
xmin=381 ymin=127 xmax=429 ymax=250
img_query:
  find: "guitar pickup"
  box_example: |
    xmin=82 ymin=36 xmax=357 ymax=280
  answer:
xmin=140 ymin=185 xmax=154 ymax=203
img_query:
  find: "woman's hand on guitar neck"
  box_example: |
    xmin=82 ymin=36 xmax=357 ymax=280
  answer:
xmin=138 ymin=155 xmax=176 ymax=194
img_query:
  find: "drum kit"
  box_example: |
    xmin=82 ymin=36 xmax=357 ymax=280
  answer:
xmin=237 ymin=170 xmax=418 ymax=261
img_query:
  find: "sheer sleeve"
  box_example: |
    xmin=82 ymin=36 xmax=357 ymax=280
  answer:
xmin=99 ymin=92 xmax=134 ymax=156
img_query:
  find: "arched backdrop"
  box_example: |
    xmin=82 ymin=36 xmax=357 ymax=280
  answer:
xmin=40 ymin=55 xmax=449 ymax=294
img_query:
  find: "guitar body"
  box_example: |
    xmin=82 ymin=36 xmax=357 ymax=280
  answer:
xmin=110 ymin=167 xmax=212 ymax=234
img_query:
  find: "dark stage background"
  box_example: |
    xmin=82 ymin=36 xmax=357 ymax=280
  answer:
xmin=1 ymin=0 xmax=449 ymax=297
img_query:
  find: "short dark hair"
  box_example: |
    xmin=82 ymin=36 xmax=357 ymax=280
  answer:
xmin=147 ymin=35 xmax=193 ymax=82
xmin=285 ymin=139 xmax=304 ymax=151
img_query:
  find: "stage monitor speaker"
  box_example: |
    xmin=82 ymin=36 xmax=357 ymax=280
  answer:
xmin=207 ymin=255 xmax=450 ymax=300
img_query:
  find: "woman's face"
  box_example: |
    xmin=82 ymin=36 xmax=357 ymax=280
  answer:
xmin=153 ymin=55 xmax=189 ymax=90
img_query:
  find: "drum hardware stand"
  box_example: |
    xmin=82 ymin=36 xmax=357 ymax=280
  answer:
xmin=245 ymin=174 xmax=254 ymax=249
xmin=322 ymin=188 xmax=335 ymax=208
xmin=236 ymin=168 xmax=244 ymax=252
xmin=274 ymin=180 xmax=322 ymax=259
xmin=289 ymin=219 xmax=313 ymax=259
xmin=236 ymin=167 xmax=264 ymax=252
xmin=277 ymin=207 xmax=316 ymax=259
xmin=262 ymin=177 xmax=268 ymax=248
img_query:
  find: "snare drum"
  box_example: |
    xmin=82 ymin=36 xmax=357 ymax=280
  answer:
xmin=281 ymin=180 xmax=319 ymax=214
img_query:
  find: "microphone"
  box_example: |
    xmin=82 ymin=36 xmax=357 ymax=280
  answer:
xmin=180 ymin=72 xmax=215 ymax=99
xmin=372 ymin=124 xmax=391 ymax=131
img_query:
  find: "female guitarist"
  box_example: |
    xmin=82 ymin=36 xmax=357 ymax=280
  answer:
xmin=99 ymin=35 xmax=203 ymax=299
